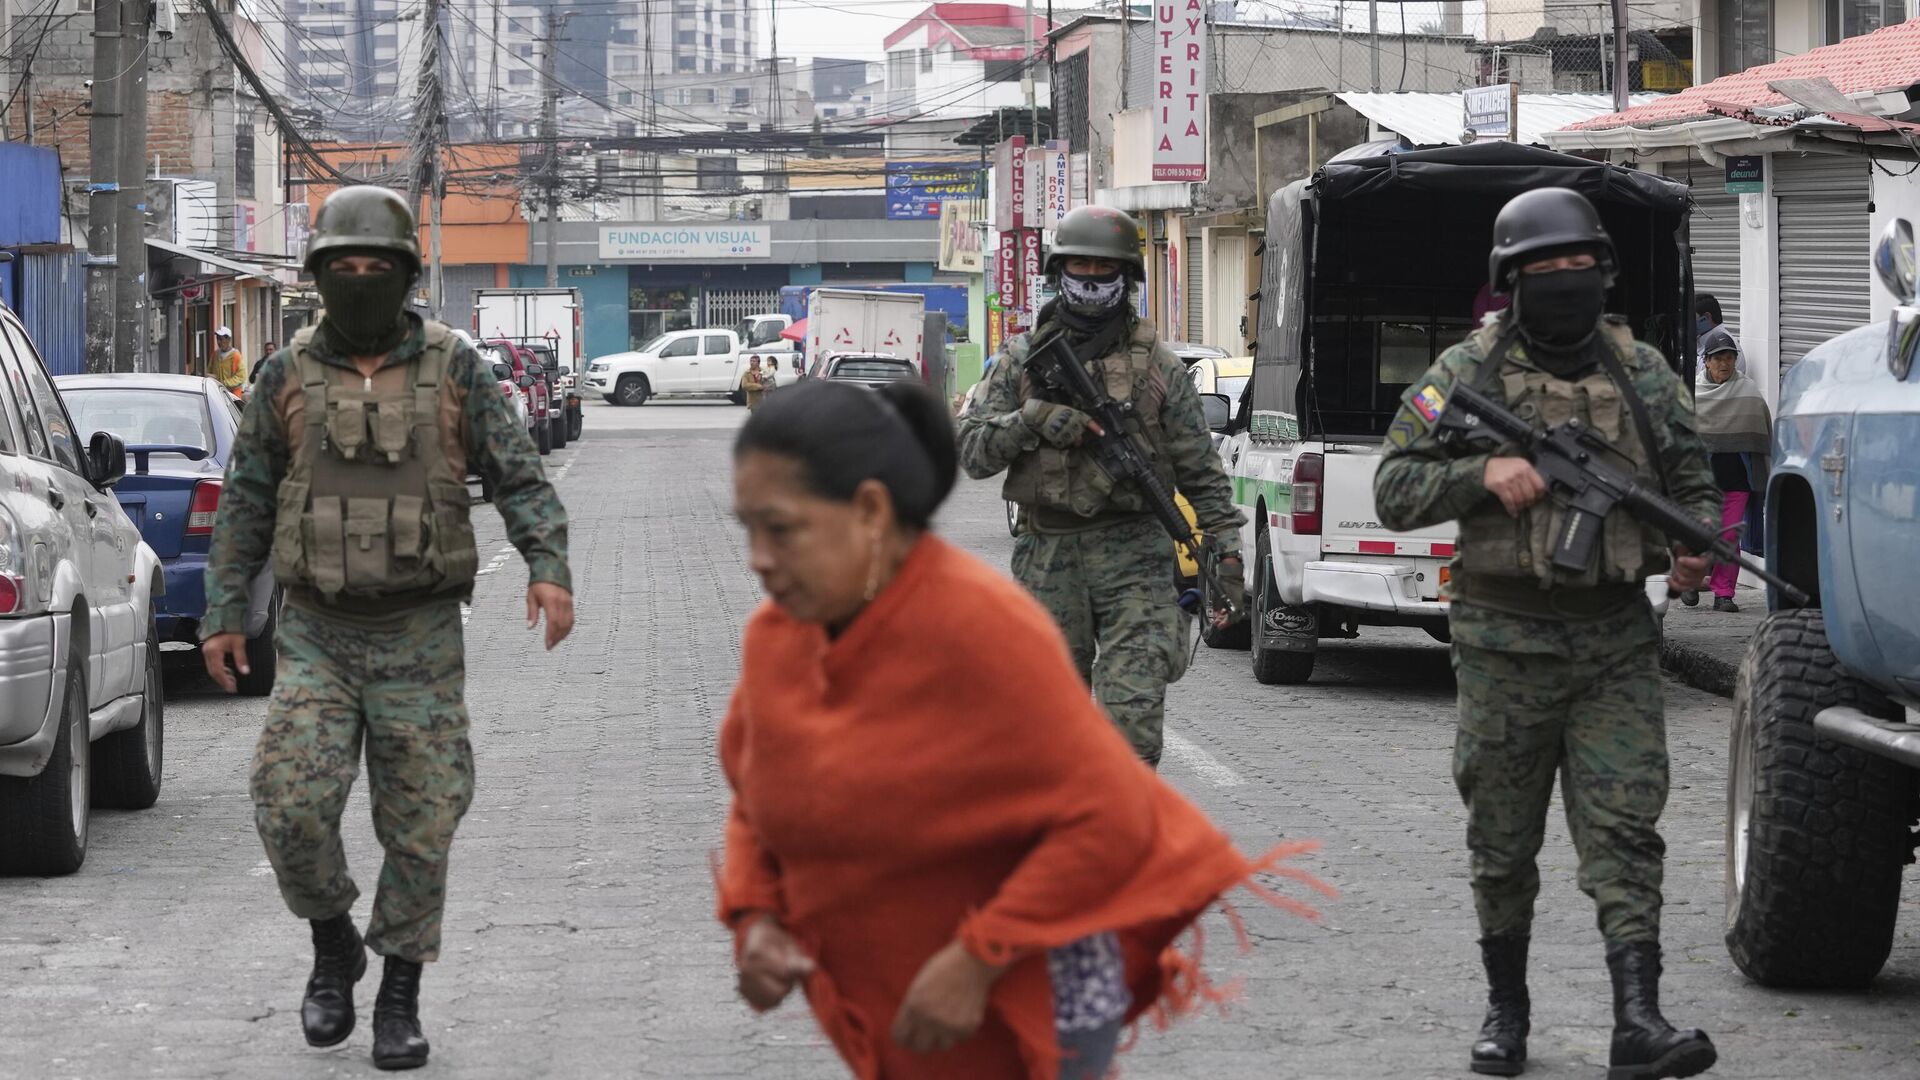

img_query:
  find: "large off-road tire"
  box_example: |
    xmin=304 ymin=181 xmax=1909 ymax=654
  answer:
xmin=1201 ymin=563 xmax=1251 ymax=651
xmin=1250 ymin=532 xmax=1316 ymax=685
xmin=0 ymin=660 xmax=90 ymax=875
xmin=95 ymin=617 xmax=164 ymax=810
xmin=614 ymin=375 xmax=650 ymax=407
xmin=567 ymin=406 xmax=583 ymax=441
xmin=536 ymin=416 xmax=553 ymax=455
xmin=550 ymin=415 xmax=568 ymax=450
xmin=1725 ymin=608 xmax=1913 ymax=988
xmin=236 ymin=588 xmax=281 ymax=698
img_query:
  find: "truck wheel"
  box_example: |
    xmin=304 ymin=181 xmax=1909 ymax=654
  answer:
xmin=567 ymin=408 xmax=583 ymax=441
xmin=1250 ymin=533 xmax=1316 ymax=685
xmin=235 ymin=588 xmax=281 ymax=698
xmin=536 ymin=417 xmax=553 ymax=455
xmin=550 ymin=415 xmax=567 ymax=450
xmin=615 ymin=375 xmax=650 ymax=407
xmin=1201 ymin=565 xmax=1251 ymax=651
xmin=95 ymin=616 xmax=164 ymax=810
xmin=1725 ymin=608 xmax=1912 ymax=988
xmin=0 ymin=660 xmax=90 ymax=875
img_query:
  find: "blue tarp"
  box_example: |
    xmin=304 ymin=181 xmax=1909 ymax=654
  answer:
xmin=0 ymin=142 xmax=63 ymax=248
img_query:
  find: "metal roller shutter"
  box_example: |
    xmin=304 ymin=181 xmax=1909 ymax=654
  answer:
xmin=1665 ymin=163 xmax=1741 ymax=330
xmin=1185 ymin=237 xmax=1204 ymax=344
xmin=1775 ymin=155 xmax=1871 ymax=374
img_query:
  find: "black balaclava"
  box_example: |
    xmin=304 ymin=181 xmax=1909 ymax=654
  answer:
xmin=315 ymin=250 xmax=417 ymax=357
xmin=1512 ymin=255 xmax=1608 ymax=376
xmin=1053 ymin=268 xmax=1130 ymax=340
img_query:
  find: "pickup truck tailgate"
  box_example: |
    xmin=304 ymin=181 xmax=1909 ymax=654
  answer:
xmin=1321 ymin=446 xmax=1457 ymax=559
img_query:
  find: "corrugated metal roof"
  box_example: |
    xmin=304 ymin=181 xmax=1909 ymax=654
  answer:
xmin=1336 ymin=92 xmax=1663 ymax=147
xmin=1568 ymin=17 xmax=1920 ymax=131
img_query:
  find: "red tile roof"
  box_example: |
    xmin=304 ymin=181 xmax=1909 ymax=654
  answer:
xmin=1568 ymin=18 xmax=1920 ymax=131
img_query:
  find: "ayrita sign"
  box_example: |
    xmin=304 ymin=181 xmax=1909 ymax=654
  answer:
xmin=1152 ymin=0 xmax=1207 ymax=182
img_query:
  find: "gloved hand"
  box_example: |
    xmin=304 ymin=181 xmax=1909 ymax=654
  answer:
xmin=1210 ymin=551 xmax=1247 ymax=629
xmin=1021 ymin=399 xmax=1097 ymax=449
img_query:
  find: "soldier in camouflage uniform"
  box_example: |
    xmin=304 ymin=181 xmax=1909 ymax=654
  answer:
xmin=1374 ymin=189 xmax=1718 ymax=1080
xmin=958 ymin=205 xmax=1245 ymax=766
xmin=202 ymin=186 xmax=573 ymax=1071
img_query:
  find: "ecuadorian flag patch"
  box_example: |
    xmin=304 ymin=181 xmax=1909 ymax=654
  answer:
xmin=1413 ymin=383 xmax=1446 ymax=423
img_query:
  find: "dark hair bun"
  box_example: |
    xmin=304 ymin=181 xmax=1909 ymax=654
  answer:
xmin=735 ymin=377 xmax=958 ymax=528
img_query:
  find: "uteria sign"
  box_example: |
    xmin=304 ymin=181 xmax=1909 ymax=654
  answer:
xmin=1152 ymin=0 xmax=1207 ymax=182
xmin=599 ymin=224 xmax=771 ymax=260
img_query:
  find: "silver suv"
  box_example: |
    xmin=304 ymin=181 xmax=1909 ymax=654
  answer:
xmin=0 ymin=306 xmax=165 ymax=876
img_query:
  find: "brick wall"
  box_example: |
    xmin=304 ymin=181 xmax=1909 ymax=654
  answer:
xmin=30 ymin=89 xmax=202 ymax=179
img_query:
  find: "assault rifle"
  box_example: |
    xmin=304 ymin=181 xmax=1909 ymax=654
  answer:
xmin=1023 ymin=330 xmax=1243 ymax=625
xmin=1435 ymin=379 xmax=1810 ymax=606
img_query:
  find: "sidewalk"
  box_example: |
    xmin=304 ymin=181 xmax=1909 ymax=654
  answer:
xmin=1658 ymin=568 xmax=1766 ymax=698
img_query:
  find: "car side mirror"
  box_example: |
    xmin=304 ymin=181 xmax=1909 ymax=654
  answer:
xmin=492 ymin=362 xmax=513 ymax=381
xmin=1874 ymin=217 xmax=1916 ymax=304
xmin=517 ymin=375 xmax=534 ymax=389
xmin=525 ymin=362 xmax=544 ymax=376
xmin=87 ymin=431 xmax=127 ymax=490
xmin=558 ymin=365 xmax=571 ymax=376
xmin=1200 ymin=393 xmax=1232 ymax=433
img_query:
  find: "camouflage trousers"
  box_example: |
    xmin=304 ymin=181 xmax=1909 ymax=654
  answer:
xmin=1012 ymin=517 xmax=1187 ymax=765
xmin=1450 ymin=600 xmax=1669 ymax=944
xmin=250 ymin=601 xmax=475 ymax=962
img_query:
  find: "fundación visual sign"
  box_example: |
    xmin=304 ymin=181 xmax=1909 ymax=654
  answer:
xmin=1152 ymin=0 xmax=1207 ymax=182
xmin=599 ymin=225 xmax=771 ymax=261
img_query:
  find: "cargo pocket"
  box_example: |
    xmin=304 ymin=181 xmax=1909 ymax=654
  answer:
xmin=307 ymin=496 xmax=347 ymax=595
xmin=270 ymin=478 xmax=312 ymax=582
xmin=373 ymin=400 xmax=413 ymax=464
xmin=1066 ymin=454 xmax=1117 ymax=517
xmin=343 ymin=497 xmax=391 ymax=590
xmin=427 ymin=481 xmax=478 ymax=582
xmin=328 ymin=400 xmax=369 ymax=461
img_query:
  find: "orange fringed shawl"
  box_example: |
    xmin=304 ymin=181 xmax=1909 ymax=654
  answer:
xmin=716 ymin=535 xmax=1329 ymax=1079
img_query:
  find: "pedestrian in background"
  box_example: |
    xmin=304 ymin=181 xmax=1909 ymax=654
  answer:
xmin=742 ymin=356 xmax=768 ymax=411
xmin=203 ymin=186 xmax=574 ymax=1071
xmin=721 ymin=378 xmax=1327 ymax=1080
xmin=1694 ymin=294 xmax=1745 ymax=376
xmin=1690 ymin=325 xmax=1771 ymax=613
xmin=957 ymin=205 xmax=1245 ymax=767
xmin=1376 ymin=189 xmax=1720 ymax=1080
xmin=213 ymin=326 xmax=247 ymax=398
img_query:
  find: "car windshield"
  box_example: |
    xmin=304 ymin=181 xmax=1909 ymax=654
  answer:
xmin=637 ymin=333 xmax=671 ymax=353
xmin=1215 ymin=375 xmax=1249 ymax=401
xmin=61 ymin=387 xmax=215 ymax=456
xmin=829 ymin=358 xmax=915 ymax=382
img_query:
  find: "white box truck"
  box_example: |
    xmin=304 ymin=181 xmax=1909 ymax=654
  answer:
xmin=803 ymin=289 xmax=926 ymax=379
xmin=473 ymin=287 xmax=584 ymax=444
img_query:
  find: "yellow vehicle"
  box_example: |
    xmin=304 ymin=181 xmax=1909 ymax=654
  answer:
xmin=1187 ymin=354 xmax=1252 ymax=403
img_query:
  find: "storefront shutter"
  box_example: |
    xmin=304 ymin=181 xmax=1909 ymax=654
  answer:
xmin=1775 ymin=154 xmax=1871 ymax=376
xmin=1664 ymin=162 xmax=1740 ymax=331
xmin=1185 ymin=238 xmax=1205 ymax=344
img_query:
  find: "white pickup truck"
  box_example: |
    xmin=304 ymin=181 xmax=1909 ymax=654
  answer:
xmin=1215 ymin=144 xmax=1691 ymax=685
xmin=586 ymin=327 xmax=758 ymax=406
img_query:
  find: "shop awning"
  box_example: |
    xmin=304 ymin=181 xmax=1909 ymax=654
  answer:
xmin=146 ymin=238 xmax=293 ymax=281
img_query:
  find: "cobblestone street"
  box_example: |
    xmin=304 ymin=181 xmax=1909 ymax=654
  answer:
xmin=4 ymin=399 xmax=1919 ymax=1080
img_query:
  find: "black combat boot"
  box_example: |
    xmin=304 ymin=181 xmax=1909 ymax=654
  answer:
xmin=1605 ymin=942 xmax=1717 ymax=1080
xmin=302 ymin=913 xmax=367 ymax=1047
xmin=1470 ymin=935 xmax=1530 ymax=1076
xmin=371 ymin=956 xmax=431 ymax=1070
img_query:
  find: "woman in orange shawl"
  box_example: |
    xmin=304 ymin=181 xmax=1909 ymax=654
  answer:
xmin=718 ymin=379 xmax=1327 ymax=1079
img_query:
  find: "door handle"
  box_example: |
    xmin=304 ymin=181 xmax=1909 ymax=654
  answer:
xmin=46 ymin=488 xmax=64 ymax=510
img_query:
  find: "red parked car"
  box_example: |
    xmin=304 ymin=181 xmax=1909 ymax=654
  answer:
xmin=481 ymin=338 xmax=555 ymax=455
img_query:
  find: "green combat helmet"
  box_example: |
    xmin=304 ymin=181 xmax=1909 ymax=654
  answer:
xmin=304 ymin=185 xmax=423 ymax=275
xmin=1046 ymin=205 xmax=1146 ymax=281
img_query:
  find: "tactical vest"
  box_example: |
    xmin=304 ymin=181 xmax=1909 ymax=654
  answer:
xmin=269 ymin=324 xmax=479 ymax=606
xmin=1455 ymin=321 xmax=1671 ymax=591
xmin=1001 ymin=317 xmax=1178 ymax=519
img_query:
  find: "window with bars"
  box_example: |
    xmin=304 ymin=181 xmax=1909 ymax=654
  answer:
xmin=1054 ymin=50 xmax=1089 ymax=153
xmin=235 ymin=106 xmax=256 ymax=199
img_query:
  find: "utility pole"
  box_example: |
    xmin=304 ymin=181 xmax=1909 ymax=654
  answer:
xmin=84 ymin=0 xmax=124 ymax=373
xmin=1368 ymin=1 xmax=1379 ymax=92
xmin=410 ymin=0 xmax=447 ymax=319
xmin=1610 ymin=0 xmax=1630 ymax=114
xmin=1022 ymin=0 xmax=1036 ymax=138
xmin=539 ymin=10 xmax=568 ymax=289
xmin=114 ymin=0 xmax=150 ymax=373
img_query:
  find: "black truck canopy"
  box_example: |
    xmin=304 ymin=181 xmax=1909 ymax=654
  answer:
xmin=1252 ymin=142 xmax=1695 ymax=440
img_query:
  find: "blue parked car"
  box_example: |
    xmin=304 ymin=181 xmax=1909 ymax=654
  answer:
xmin=1726 ymin=217 xmax=1919 ymax=990
xmin=54 ymin=373 xmax=279 ymax=695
